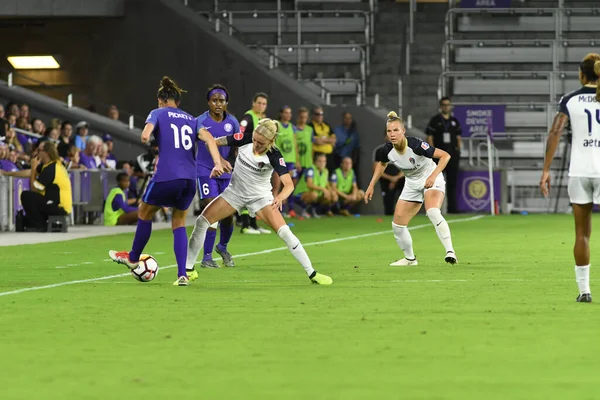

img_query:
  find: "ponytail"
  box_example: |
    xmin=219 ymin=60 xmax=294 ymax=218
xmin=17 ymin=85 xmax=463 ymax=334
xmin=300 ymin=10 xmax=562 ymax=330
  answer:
xmin=594 ymin=61 xmax=600 ymax=102
xmin=157 ymin=76 xmax=186 ymax=103
xmin=386 ymin=111 xmax=404 ymax=125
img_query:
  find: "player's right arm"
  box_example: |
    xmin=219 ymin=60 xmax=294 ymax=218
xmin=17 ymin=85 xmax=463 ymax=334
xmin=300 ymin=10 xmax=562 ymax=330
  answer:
xmin=365 ymin=143 xmax=392 ymax=204
xmin=141 ymin=110 xmax=158 ymax=144
xmin=198 ymin=127 xmax=225 ymax=177
xmin=540 ymin=108 xmax=569 ymax=197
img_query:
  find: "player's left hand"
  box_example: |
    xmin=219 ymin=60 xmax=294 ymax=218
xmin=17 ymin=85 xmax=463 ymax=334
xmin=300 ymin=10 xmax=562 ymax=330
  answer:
xmin=221 ymin=159 xmax=233 ymax=173
xmin=141 ymin=132 xmax=151 ymax=144
xmin=424 ymin=174 xmax=436 ymax=189
xmin=210 ymin=165 xmax=224 ymax=178
xmin=540 ymin=170 xmax=551 ymax=197
xmin=272 ymin=196 xmax=283 ymax=211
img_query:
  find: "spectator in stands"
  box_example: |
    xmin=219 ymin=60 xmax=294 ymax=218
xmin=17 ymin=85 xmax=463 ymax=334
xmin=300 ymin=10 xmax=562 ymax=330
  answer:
xmin=32 ymin=118 xmax=45 ymax=136
xmin=74 ymin=121 xmax=89 ymax=151
xmin=20 ymin=104 xmax=30 ymax=121
xmin=309 ymin=106 xmax=336 ymax=171
xmin=0 ymin=141 xmax=72 ymax=232
xmin=330 ymin=156 xmax=364 ymax=216
xmin=121 ymin=161 xmax=139 ymax=200
xmin=44 ymin=127 xmax=59 ymax=141
xmin=57 ymin=121 xmax=73 ymax=158
xmin=7 ymin=113 xmax=16 ymax=127
xmin=425 ymin=97 xmax=462 ymax=214
xmin=64 ymin=145 xmax=84 ymax=170
xmin=104 ymin=172 xmax=138 ymax=226
xmin=98 ymin=143 xmax=115 ymax=169
xmin=4 ymin=125 xmax=24 ymax=155
xmin=6 ymin=103 xmax=19 ymax=118
xmin=0 ymin=143 xmax=18 ymax=172
xmin=79 ymin=135 xmax=102 ymax=169
xmin=0 ymin=104 xmax=5 ymax=120
xmin=108 ymin=105 xmax=119 ymax=121
xmin=103 ymin=134 xmax=118 ymax=167
xmin=333 ymin=111 xmax=360 ymax=173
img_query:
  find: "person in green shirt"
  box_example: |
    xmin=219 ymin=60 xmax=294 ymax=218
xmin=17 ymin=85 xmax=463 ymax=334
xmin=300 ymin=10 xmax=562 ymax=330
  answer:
xmin=274 ymin=105 xmax=301 ymax=217
xmin=330 ymin=157 xmax=364 ymax=216
xmin=104 ymin=172 xmax=139 ymax=226
xmin=295 ymin=107 xmax=314 ymax=172
xmin=293 ymin=153 xmax=337 ymax=218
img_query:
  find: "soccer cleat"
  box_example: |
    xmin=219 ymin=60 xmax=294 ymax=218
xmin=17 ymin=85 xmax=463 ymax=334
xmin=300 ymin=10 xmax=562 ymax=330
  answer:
xmin=186 ymin=268 xmax=199 ymax=282
xmin=288 ymin=210 xmax=297 ymax=218
xmin=445 ymin=251 xmax=458 ymax=265
xmin=390 ymin=258 xmax=418 ymax=267
xmin=300 ymin=210 xmax=311 ymax=219
xmin=241 ymin=227 xmax=261 ymax=235
xmin=310 ymin=272 xmax=333 ymax=285
xmin=200 ymin=259 xmax=220 ymax=269
xmin=216 ymin=245 xmax=235 ymax=267
xmin=173 ymin=276 xmax=189 ymax=286
xmin=257 ymin=227 xmax=271 ymax=234
xmin=108 ymin=250 xmax=139 ymax=269
xmin=576 ymin=293 xmax=592 ymax=303
xmin=340 ymin=209 xmax=352 ymax=217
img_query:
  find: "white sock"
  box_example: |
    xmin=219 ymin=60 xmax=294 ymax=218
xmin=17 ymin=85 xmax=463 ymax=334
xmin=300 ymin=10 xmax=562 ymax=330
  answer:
xmin=575 ymin=264 xmax=591 ymax=295
xmin=392 ymin=222 xmax=415 ymax=260
xmin=277 ymin=225 xmax=315 ymax=277
xmin=426 ymin=208 xmax=454 ymax=253
xmin=186 ymin=216 xmax=209 ymax=270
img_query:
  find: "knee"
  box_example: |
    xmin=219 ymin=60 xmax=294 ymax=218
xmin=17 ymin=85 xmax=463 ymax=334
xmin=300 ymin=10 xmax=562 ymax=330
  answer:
xmin=194 ymin=215 xmax=210 ymax=230
xmin=426 ymin=207 xmax=444 ymax=224
xmin=21 ymin=190 xmax=34 ymax=203
xmin=357 ymin=190 xmax=365 ymax=201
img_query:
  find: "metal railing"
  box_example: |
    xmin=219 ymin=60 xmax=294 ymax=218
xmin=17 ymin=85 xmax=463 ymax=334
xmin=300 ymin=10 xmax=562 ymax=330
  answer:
xmin=442 ymin=38 xmax=600 ymax=73
xmin=200 ymin=10 xmax=371 ymax=76
xmin=445 ymin=7 xmax=600 ymax=41
xmin=437 ymin=70 xmax=579 ymax=103
xmin=300 ymin=78 xmax=363 ymax=105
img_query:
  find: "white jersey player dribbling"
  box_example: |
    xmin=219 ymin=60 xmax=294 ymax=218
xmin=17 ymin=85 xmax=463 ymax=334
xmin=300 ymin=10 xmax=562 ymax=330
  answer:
xmin=365 ymin=111 xmax=457 ymax=266
xmin=540 ymin=53 xmax=600 ymax=303
xmin=185 ymin=118 xmax=333 ymax=285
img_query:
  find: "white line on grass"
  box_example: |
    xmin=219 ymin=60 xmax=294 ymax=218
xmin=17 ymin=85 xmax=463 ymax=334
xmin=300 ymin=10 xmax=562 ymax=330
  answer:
xmin=0 ymin=215 xmax=484 ymax=297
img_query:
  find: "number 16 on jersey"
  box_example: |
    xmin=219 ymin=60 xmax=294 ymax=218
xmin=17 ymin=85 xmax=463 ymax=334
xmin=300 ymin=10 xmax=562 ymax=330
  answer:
xmin=171 ymin=124 xmax=193 ymax=149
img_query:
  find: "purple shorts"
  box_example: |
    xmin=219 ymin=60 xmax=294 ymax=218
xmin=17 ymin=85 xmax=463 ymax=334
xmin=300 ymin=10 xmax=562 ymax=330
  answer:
xmin=197 ymin=176 xmax=231 ymax=199
xmin=285 ymin=162 xmax=298 ymax=179
xmin=142 ymin=179 xmax=196 ymax=210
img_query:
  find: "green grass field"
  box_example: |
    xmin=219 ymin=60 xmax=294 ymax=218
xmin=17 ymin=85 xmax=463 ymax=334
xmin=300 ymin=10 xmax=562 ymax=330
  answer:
xmin=0 ymin=214 xmax=598 ymax=400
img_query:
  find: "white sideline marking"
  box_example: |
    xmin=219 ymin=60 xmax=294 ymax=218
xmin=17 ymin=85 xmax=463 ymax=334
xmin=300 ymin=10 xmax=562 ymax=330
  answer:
xmin=0 ymin=215 xmax=484 ymax=298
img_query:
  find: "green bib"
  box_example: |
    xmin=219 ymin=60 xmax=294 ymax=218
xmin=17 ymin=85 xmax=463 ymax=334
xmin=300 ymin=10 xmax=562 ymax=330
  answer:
xmin=275 ymin=122 xmax=296 ymax=163
xmin=245 ymin=109 xmax=260 ymax=131
xmin=104 ymin=187 xmax=126 ymax=226
xmin=335 ymin=168 xmax=354 ymax=194
xmin=295 ymin=125 xmax=314 ymax=169
xmin=294 ymin=166 xmax=329 ymax=195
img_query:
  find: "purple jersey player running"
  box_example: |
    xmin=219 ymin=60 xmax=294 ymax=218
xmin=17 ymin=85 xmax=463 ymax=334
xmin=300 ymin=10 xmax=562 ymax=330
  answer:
xmin=108 ymin=76 xmax=227 ymax=286
xmin=195 ymin=84 xmax=239 ymax=269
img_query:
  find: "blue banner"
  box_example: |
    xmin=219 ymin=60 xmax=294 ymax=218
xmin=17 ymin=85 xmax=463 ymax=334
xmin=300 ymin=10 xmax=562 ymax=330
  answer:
xmin=460 ymin=0 xmax=511 ymax=7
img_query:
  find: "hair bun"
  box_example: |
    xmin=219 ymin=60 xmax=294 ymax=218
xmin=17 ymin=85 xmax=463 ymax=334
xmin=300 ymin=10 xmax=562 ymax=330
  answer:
xmin=161 ymin=76 xmax=173 ymax=88
xmin=387 ymin=111 xmax=398 ymax=119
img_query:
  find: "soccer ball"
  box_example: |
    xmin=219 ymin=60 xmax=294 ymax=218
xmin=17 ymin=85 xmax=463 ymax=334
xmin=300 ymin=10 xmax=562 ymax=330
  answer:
xmin=130 ymin=254 xmax=159 ymax=282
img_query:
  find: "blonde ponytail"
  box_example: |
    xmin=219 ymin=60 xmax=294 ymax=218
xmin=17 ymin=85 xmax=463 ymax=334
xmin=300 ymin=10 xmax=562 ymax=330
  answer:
xmin=386 ymin=111 xmax=404 ymax=124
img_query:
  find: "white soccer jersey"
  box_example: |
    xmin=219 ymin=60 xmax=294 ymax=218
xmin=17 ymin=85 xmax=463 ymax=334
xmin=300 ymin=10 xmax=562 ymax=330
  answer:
xmin=374 ymin=137 xmax=437 ymax=181
xmin=225 ymin=130 xmax=288 ymax=198
xmin=559 ymin=86 xmax=600 ymax=178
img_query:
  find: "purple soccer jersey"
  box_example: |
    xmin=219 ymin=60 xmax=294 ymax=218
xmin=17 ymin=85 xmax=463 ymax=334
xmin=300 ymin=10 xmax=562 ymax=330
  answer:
xmin=196 ymin=111 xmax=240 ymax=179
xmin=145 ymin=107 xmax=198 ymax=182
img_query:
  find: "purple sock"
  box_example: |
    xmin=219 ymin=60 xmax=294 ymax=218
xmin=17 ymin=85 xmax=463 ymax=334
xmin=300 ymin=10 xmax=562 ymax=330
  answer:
xmin=218 ymin=220 xmax=234 ymax=249
xmin=287 ymin=195 xmax=295 ymax=213
xmin=173 ymin=227 xmax=188 ymax=278
xmin=203 ymin=229 xmax=217 ymax=261
xmin=129 ymin=219 xmax=152 ymax=262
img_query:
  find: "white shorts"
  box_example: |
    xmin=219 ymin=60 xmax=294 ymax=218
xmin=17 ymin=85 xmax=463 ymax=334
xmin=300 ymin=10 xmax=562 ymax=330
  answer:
xmin=219 ymin=186 xmax=274 ymax=217
xmin=568 ymin=177 xmax=600 ymax=204
xmin=399 ymin=174 xmax=446 ymax=203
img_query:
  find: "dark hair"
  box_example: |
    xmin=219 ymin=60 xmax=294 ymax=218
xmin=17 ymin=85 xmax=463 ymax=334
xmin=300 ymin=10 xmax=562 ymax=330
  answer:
xmin=61 ymin=121 xmax=72 ymax=130
xmin=439 ymin=96 xmax=451 ymax=105
xmin=253 ymin=92 xmax=268 ymax=102
xmin=342 ymin=111 xmax=356 ymax=131
xmin=116 ymin=172 xmax=129 ymax=182
xmin=580 ymin=53 xmax=600 ymax=101
xmin=313 ymin=152 xmax=326 ymax=161
xmin=157 ymin=76 xmax=186 ymax=103
xmin=206 ymin=84 xmax=229 ymax=102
